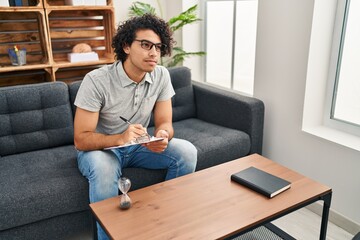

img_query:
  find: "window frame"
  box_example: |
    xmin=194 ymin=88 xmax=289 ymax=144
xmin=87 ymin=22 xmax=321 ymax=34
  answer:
xmin=323 ymin=0 xmax=360 ymax=137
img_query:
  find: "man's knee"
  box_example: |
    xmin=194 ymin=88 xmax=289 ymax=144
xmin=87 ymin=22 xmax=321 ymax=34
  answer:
xmin=78 ymin=150 xmax=120 ymax=179
xmin=168 ymin=138 xmax=197 ymax=173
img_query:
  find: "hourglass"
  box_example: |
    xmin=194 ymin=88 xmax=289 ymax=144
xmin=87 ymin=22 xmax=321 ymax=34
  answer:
xmin=118 ymin=177 xmax=132 ymax=210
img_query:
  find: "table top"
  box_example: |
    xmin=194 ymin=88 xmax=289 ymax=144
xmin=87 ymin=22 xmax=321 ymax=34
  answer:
xmin=89 ymin=154 xmax=331 ymax=240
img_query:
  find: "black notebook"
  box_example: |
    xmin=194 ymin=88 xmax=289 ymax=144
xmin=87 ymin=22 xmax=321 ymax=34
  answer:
xmin=231 ymin=167 xmax=291 ymax=198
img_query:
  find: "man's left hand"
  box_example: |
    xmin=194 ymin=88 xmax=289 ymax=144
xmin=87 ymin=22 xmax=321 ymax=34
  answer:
xmin=143 ymin=129 xmax=169 ymax=153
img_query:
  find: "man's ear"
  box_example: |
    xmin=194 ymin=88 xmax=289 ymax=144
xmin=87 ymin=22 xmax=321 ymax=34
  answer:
xmin=123 ymin=44 xmax=130 ymax=54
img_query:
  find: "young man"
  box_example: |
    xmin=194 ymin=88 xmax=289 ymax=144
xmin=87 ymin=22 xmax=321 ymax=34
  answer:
xmin=74 ymin=14 xmax=198 ymax=240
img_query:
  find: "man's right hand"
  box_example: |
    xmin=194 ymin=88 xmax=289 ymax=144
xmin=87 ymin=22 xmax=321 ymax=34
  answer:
xmin=122 ymin=124 xmax=148 ymax=144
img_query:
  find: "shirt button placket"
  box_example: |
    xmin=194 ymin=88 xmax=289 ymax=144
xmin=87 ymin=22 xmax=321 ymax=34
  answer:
xmin=134 ymin=85 xmax=138 ymax=106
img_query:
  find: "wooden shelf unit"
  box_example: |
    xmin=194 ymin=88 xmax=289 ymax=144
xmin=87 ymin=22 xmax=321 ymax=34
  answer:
xmin=0 ymin=0 xmax=115 ymax=86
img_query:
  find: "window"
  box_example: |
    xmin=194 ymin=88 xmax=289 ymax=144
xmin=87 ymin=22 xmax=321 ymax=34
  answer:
xmin=204 ymin=0 xmax=258 ymax=95
xmin=324 ymin=0 xmax=360 ymax=137
xmin=329 ymin=0 xmax=360 ymax=128
xmin=302 ymin=0 xmax=360 ymax=151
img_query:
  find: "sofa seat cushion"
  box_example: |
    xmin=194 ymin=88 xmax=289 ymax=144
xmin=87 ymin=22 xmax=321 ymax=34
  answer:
xmin=0 ymin=145 xmax=88 ymax=231
xmin=173 ymin=118 xmax=251 ymax=171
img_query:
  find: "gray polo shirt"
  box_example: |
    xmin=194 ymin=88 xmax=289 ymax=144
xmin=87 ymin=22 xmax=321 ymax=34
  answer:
xmin=74 ymin=61 xmax=175 ymax=135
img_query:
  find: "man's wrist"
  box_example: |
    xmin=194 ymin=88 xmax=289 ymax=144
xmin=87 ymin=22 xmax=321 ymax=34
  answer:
xmin=157 ymin=129 xmax=170 ymax=138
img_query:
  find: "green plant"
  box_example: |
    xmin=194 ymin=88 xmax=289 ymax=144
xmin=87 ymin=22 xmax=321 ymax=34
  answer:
xmin=128 ymin=1 xmax=205 ymax=67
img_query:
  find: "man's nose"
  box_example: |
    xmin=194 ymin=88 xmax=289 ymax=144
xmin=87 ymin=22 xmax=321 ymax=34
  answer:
xmin=149 ymin=45 xmax=158 ymax=54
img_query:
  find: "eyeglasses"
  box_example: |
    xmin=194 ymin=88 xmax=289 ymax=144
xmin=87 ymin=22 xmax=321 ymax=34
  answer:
xmin=134 ymin=39 xmax=167 ymax=52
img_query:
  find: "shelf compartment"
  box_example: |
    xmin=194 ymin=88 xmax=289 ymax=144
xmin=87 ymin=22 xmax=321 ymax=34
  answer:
xmin=46 ymin=8 xmax=115 ymax=66
xmin=0 ymin=10 xmax=51 ymax=68
xmin=54 ymin=65 xmax=103 ymax=84
xmin=44 ymin=0 xmax=112 ymax=7
xmin=0 ymin=69 xmax=51 ymax=87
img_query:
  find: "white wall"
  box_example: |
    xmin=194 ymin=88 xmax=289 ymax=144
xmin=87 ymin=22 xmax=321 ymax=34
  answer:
xmin=181 ymin=0 xmax=203 ymax=82
xmin=254 ymin=0 xmax=360 ymax=225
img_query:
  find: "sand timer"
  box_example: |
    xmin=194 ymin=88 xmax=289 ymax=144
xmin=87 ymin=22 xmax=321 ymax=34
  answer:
xmin=118 ymin=177 xmax=132 ymax=210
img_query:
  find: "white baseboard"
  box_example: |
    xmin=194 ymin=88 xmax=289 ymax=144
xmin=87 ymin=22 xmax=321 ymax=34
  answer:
xmin=306 ymin=202 xmax=360 ymax=235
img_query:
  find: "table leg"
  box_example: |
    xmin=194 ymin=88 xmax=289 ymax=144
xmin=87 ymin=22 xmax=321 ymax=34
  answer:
xmin=319 ymin=192 xmax=332 ymax=240
xmin=92 ymin=215 xmax=98 ymax=240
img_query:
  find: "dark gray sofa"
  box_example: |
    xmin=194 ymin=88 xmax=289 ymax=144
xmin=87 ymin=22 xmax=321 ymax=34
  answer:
xmin=0 ymin=66 xmax=264 ymax=239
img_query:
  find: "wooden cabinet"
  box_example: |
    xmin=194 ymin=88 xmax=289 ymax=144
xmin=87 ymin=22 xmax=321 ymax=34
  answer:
xmin=0 ymin=0 xmax=115 ymax=86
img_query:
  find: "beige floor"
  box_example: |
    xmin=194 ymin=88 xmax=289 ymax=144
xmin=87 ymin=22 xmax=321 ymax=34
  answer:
xmin=272 ymin=207 xmax=355 ymax=240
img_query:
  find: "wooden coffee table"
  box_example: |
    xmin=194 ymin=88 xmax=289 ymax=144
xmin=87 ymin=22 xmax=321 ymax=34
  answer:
xmin=90 ymin=154 xmax=332 ymax=240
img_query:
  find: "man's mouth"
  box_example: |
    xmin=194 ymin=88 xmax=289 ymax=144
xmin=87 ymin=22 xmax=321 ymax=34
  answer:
xmin=145 ymin=59 xmax=157 ymax=64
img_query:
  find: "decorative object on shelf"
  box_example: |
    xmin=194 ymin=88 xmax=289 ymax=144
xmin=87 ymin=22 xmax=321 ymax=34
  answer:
xmin=129 ymin=2 xmax=205 ymax=67
xmin=72 ymin=43 xmax=92 ymax=53
xmin=8 ymin=46 xmax=26 ymax=66
xmin=0 ymin=0 xmax=9 ymax=7
xmin=9 ymin=0 xmax=30 ymax=6
xmin=65 ymin=0 xmax=84 ymax=6
xmin=65 ymin=0 xmax=106 ymax=6
xmin=67 ymin=43 xmax=99 ymax=63
xmin=95 ymin=0 xmax=106 ymax=5
xmin=84 ymin=0 xmax=95 ymax=5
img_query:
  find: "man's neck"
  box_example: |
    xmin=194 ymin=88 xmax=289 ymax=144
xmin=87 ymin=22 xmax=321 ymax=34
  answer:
xmin=122 ymin=61 xmax=146 ymax=83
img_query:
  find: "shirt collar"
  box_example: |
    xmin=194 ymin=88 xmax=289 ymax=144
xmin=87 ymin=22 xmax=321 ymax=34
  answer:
xmin=117 ymin=61 xmax=154 ymax=87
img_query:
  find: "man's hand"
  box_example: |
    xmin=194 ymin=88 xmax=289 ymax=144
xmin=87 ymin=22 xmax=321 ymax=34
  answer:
xmin=122 ymin=124 xmax=148 ymax=144
xmin=143 ymin=129 xmax=169 ymax=153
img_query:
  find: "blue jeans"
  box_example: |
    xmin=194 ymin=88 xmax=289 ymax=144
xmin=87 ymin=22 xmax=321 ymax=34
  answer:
xmin=77 ymin=138 xmax=197 ymax=240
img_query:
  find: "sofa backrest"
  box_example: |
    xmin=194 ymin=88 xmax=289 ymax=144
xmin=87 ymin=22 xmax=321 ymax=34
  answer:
xmin=69 ymin=66 xmax=197 ymax=126
xmin=0 ymin=82 xmax=74 ymax=156
xmin=168 ymin=66 xmax=196 ymax=122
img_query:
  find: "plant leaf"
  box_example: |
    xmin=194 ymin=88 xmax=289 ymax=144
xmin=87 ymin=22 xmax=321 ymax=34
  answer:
xmin=164 ymin=47 xmax=206 ymax=67
xmin=128 ymin=1 xmax=156 ymax=17
xmin=168 ymin=5 xmax=201 ymax=32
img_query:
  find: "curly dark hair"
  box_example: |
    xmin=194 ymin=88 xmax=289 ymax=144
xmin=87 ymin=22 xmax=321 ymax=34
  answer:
xmin=112 ymin=14 xmax=174 ymax=62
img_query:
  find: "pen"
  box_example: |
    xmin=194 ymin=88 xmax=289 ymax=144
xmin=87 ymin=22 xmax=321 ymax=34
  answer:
xmin=120 ymin=116 xmax=151 ymax=139
xmin=120 ymin=116 xmax=131 ymax=125
xmin=14 ymin=46 xmax=20 ymax=64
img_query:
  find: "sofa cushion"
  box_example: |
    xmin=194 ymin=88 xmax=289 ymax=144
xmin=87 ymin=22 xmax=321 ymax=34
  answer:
xmin=168 ymin=66 xmax=196 ymax=122
xmin=172 ymin=118 xmax=251 ymax=171
xmin=0 ymin=145 xmax=89 ymax=231
xmin=0 ymin=82 xmax=74 ymax=156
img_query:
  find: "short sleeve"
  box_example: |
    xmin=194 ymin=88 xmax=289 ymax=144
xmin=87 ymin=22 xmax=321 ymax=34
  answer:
xmin=157 ymin=67 xmax=175 ymax=102
xmin=74 ymin=73 xmax=103 ymax=112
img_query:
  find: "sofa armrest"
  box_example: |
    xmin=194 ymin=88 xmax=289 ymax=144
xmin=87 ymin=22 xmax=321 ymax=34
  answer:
xmin=193 ymin=81 xmax=264 ymax=154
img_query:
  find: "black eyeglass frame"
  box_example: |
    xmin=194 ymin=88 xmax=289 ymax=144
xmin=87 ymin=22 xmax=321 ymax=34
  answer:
xmin=134 ymin=39 xmax=167 ymax=52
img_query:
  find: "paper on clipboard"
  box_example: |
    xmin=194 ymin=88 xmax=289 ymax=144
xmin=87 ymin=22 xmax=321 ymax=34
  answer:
xmin=104 ymin=137 xmax=164 ymax=150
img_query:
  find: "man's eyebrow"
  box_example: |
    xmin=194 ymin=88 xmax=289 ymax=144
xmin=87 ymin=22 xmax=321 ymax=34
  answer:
xmin=138 ymin=39 xmax=162 ymax=44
